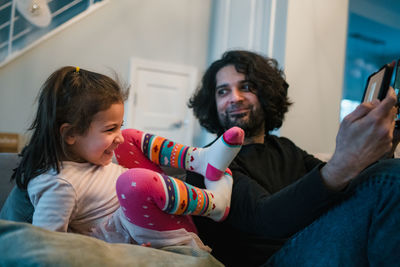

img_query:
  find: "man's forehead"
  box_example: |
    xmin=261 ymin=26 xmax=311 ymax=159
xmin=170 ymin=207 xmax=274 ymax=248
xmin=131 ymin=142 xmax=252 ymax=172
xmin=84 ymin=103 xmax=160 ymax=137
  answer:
xmin=216 ymin=79 xmax=249 ymax=89
xmin=216 ymin=66 xmax=246 ymax=86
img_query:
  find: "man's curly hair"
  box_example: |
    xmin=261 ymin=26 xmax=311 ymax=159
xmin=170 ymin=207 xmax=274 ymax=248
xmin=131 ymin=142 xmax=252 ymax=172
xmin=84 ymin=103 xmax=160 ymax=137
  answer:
xmin=188 ymin=50 xmax=292 ymax=136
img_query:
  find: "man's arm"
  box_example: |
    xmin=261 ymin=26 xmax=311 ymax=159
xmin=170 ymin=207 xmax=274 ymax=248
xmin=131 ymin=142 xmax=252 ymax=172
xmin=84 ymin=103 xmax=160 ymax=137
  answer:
xmin=321 ymin=87 xmax=397 ymax=190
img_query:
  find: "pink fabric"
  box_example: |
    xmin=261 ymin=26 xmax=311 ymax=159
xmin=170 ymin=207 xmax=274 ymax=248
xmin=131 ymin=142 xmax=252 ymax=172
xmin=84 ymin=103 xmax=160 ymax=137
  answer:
xmin=223 ymin=126 xmax=244 ymax=145
xmin=114 ymin=129 xmax=197 ymax=233
xmin=115 ymin=129 xmax=163 ymax=173
xmin=205 ymin=163 xmax=224 ymax=181
xmin=116 ymin=168 xmax=197 ymax=232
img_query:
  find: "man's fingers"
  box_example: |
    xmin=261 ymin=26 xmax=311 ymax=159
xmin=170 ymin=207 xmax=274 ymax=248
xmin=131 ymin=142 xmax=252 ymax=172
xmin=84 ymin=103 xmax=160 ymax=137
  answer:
xmin=372 ymin=87 xmax=397 ymax=117
xmin=343 ymin=87 xmax=397 ymax=123
xmin=344 ymin=102 xmax=375 ymax=122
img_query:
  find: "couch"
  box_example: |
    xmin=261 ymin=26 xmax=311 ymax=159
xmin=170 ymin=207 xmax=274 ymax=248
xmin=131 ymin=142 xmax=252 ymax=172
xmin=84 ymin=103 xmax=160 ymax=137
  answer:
xmin=0 ymin=153 xmax=223 ymax=266
xmin=0 ymin=153 xmax=18 ymax=210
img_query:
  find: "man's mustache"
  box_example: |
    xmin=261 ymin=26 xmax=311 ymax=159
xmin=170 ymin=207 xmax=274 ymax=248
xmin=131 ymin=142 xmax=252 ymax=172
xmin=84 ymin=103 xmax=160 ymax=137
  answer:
xmin=226 ymin=103 xmax=251 ymax=113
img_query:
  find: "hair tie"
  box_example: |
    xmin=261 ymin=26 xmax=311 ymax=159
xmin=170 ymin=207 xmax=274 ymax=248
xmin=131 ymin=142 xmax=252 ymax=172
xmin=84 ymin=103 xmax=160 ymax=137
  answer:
xmin=75 ymin=67 xmax=80 ymax=73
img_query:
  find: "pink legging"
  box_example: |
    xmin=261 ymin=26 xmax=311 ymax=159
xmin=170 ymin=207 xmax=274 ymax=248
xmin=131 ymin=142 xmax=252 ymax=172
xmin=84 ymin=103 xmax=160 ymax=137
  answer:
xmin=114 ymin=129 xmax=201 ymax=234
xmin=116 ymin=168 xmax=198 ymax=233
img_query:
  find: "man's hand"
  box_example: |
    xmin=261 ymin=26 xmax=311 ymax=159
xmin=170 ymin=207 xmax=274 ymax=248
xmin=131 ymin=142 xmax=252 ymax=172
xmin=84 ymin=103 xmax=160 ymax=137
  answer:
xmin=387 ymin=107 xmax=400 ymax=157
xmin=321 ymin=87 xmax=397 ymax=190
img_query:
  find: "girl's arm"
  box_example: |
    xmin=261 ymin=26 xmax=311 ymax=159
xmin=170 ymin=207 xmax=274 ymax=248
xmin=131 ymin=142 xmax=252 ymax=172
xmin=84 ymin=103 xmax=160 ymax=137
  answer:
xmin=28 ymin=174 xmax=76 ymax=232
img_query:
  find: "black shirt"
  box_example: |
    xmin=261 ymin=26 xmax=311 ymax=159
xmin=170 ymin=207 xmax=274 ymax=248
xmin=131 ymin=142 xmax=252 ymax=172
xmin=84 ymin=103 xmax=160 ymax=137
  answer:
xmin=187 ymin=135 xmax=349 ymax=266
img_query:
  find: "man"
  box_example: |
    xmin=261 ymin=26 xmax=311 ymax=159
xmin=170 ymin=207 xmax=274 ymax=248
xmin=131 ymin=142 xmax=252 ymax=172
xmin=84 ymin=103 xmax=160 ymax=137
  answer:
xmin=186 ymin=50 xmax=400 ymax=266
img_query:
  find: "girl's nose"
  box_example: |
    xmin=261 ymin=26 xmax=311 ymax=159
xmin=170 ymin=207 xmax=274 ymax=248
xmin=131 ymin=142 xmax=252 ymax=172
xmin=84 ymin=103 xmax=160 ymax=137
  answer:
xmin=115 ymin=131 xmax=124 ymax=144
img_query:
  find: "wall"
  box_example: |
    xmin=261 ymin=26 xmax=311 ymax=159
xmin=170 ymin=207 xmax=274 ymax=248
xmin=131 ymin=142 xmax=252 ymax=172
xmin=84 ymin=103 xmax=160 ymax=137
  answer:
xmin=198 ymin=0 xmax=288 ymax=146
xmin=207 ymin=0 xmax=288 ymax=65
xmin=0 ymin=0 xmax=350 ymax=154
xmin=0 ymin=0 xmax=211 ymax=143
xmin=203 ymin=0 xmax=348 ymax=153
xmin=280 ymin=0 xmax=349 ymax=154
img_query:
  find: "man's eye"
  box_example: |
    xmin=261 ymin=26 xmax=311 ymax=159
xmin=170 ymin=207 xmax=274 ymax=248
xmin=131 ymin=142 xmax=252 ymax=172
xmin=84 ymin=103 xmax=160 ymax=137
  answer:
xmin=216 ymin=88 xmax=227 ymax=96
xmin=241 ymin=84 xmax=251 ymax=91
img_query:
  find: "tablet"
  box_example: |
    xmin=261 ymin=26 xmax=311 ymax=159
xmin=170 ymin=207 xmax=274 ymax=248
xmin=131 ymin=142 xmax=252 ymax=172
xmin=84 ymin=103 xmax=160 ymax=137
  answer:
xmin=394 ymin=59 xmax=400 ymax=97
xmin=361 ymin=61 xmax=395 ymax=102
xmin=394 ymin=60 xmax=400 ymax=128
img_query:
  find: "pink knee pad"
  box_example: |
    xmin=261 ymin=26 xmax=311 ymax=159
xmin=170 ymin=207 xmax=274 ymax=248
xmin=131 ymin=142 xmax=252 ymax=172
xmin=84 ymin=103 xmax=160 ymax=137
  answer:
xmin=116 ymin=168 xmax=197 ymax=233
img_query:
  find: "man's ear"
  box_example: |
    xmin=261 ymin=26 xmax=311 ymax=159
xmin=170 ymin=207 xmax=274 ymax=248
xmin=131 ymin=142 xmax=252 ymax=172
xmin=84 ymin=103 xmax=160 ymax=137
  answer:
xmin=60 ymin=123 xmax=76 ymax=145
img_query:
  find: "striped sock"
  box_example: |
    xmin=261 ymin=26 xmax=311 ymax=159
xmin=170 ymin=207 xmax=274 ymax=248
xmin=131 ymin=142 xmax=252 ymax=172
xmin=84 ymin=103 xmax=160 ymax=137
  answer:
xmin=158 ymin=170 xmax=232 ymax=221
xmin=119 ymin=127 xmax=243 ymax=181
xmin=116 ymin=168 xmax=232 ymax=233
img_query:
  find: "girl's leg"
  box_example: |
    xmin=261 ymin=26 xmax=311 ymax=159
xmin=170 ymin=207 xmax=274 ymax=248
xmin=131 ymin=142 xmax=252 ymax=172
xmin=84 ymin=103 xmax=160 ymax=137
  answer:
xmin=114 ymin=131 xmax=164 ymax=174
xmin=116 ymin=168 xmax=233 ymax=234
xmin=115 ymin=127 xmax=244 ymax=181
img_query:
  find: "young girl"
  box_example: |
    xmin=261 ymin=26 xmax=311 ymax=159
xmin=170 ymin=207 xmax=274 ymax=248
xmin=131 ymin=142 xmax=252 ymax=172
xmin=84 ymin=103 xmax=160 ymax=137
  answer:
xmin=12 ymin=66 xmax=244 ymax=250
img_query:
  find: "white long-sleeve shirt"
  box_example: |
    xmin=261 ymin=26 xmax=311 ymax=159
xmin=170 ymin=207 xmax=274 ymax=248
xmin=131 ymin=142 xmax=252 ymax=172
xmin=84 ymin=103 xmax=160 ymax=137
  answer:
xmin=27 ymin=161 xmax=210 ymax=250
xmin=28 ymin=161 xmax=127 ymax=235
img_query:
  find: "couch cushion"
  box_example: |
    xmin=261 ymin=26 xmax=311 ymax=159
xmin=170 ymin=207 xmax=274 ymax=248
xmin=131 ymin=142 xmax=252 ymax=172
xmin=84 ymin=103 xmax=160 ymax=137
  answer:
xmin=0 ymin=219 xmax=223 ymax=267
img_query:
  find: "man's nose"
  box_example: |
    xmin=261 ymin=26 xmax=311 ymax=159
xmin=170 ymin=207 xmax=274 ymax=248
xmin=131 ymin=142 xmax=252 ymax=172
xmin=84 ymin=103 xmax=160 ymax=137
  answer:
xmin=230 ymin=88 xmax=244 ymax=102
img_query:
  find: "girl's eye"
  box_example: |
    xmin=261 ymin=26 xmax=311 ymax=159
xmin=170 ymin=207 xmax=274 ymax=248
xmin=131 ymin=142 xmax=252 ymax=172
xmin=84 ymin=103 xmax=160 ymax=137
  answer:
xmin=105 ymin=126 xmax=118 ymax=132
xmin=106 ymin=122 xmax=123 ymax=132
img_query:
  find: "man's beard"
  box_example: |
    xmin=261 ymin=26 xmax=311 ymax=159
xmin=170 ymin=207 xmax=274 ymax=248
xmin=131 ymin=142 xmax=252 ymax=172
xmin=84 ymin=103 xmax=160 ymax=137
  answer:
xmin=219 ymin=106 xmax=265 ymax=138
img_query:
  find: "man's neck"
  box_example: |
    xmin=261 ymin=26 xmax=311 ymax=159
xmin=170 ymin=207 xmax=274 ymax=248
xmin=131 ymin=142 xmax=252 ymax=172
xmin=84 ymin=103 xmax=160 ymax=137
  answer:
xmin=243 ymin=132 xmax=265 ymax=145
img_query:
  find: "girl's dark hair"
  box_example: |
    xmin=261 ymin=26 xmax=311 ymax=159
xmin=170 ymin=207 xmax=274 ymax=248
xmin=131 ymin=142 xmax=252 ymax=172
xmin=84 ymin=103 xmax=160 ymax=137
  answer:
xmin=12 ymin=66 xmax=129 ymax=189
xmin=188 ymin=50 xmax=292 ymax=136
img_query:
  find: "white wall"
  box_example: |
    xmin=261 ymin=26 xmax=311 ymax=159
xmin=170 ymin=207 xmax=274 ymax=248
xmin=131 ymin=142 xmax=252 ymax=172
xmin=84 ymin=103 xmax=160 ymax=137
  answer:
xmin=204 ymin=0 xmax=348 ymax=153
xmin=0 ymin=0 xmax=211 ymax=142
xmin=207 ymin=0 xmax=288 ymax=65
xmin=198 ymin=0 xmax=289 ymax=146
xmin=0 ymin=0 xmax=350 ymax=154
xmin=281 ymin=0 xmax=349 ymax=154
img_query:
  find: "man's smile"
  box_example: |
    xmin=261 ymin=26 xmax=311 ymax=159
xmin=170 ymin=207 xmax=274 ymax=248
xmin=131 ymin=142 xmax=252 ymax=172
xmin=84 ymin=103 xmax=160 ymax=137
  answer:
xmin=228 ymin=108 xmax=251 ymax=115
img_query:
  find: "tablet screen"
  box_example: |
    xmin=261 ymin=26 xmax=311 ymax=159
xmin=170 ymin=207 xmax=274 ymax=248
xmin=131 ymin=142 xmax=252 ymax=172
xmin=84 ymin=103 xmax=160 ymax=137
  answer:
xmin=362 ymin=61 xmax=395 ymax=102
xmin=394 ymin=60 xmax=400 ymax=95
xmin=363 ymin=67 xmax=386 ymax=102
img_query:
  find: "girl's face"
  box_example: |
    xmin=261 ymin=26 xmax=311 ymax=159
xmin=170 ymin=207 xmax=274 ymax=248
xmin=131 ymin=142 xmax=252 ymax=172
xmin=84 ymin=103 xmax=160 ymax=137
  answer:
xmin=68 ymin=103 xmax=125 ymax=166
